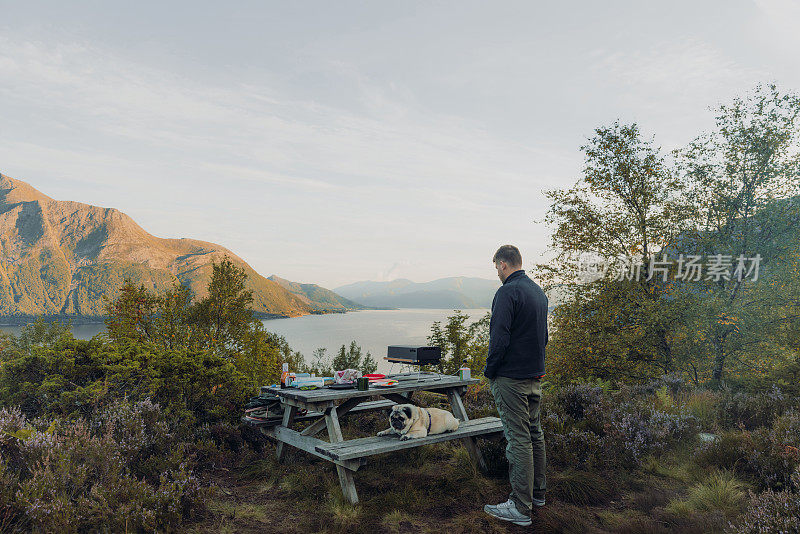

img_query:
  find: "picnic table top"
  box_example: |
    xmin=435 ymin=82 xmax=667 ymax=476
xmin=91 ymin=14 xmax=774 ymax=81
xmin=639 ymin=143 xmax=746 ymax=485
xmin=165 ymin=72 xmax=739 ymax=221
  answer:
xmin=262 ymin=372 xmax=479 ymax=403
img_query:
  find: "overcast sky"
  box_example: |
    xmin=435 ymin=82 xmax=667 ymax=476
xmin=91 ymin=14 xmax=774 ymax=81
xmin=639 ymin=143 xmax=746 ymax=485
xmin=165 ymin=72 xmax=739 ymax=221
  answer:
xmin=1 ymin=1 xmax=799 ymax=288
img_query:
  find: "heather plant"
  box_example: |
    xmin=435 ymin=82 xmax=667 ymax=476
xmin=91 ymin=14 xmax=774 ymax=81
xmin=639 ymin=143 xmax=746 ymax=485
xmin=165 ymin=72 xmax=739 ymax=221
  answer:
xmin=537 ymin=381 xmax=700 ymax=469
xmin=546 ymin=428 xmax=611 ymax=470
xmin=0 ymin=457 xmax=21 ymax=532
xmin=729 ymin=466 xmax=800 ymax=533
xmin=0 ymin=403 xmax=204 ymax=533
xmin=661 ymin=373 xmax=692 ymax=395
xmin=715 ymin=385 xmax=791 ymax=430
xmin=556 ymin=383 xmax=605 ymax=423
xmin=462 ymin=382 xmax=498 ymax=419
xmin=605 ymin=403 xmax=698 ymax=466
xmin=696 ymin=410 xmax=800 ymax=491
xmin=98 ymin=398 xmax=184 ymax=482
xmin=542 ymin=382 xmax=608 ymax=439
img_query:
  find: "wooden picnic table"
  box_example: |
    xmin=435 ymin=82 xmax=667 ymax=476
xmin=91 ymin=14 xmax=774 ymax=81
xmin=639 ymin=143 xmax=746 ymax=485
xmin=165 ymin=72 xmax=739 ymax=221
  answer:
xmin=244 ymin=372 xmax=503 ymax=504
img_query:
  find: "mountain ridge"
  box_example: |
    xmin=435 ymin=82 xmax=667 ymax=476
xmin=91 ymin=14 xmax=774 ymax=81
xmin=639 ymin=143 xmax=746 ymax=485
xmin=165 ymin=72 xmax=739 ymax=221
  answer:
xmin=266 ymin=274 xmax=374 ymax=312
xmin=0 ymin=172 xmax=359 ymax=318
xmin=334 ymin=276 xmax=501 ymax=309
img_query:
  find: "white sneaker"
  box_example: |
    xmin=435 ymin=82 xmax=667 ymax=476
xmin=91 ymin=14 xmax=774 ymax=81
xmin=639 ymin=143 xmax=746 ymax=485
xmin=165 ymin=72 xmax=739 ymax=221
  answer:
xmin=483 ymin=499 xmax=532 ymax=526
xmin=533 ymin=496 xmax=546 ymax=507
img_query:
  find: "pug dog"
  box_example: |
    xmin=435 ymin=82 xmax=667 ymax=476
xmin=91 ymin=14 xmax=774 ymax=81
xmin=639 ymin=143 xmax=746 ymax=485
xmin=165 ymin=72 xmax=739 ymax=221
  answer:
xmin=377 ymin=404 xmax=459 ymax=441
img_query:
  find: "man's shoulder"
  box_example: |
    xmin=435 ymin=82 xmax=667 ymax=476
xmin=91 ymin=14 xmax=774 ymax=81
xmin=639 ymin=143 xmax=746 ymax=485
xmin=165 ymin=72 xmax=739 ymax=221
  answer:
xmin=495 ymin=282 xmax=516 ymax=297
xmin=512 ymin=276 xmax=548 ymax=303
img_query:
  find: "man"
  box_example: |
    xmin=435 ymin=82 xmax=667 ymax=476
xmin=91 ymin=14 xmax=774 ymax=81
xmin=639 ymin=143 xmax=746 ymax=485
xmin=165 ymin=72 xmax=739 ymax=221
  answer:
xmin=483 ymin=244 xmax=548 ymax=527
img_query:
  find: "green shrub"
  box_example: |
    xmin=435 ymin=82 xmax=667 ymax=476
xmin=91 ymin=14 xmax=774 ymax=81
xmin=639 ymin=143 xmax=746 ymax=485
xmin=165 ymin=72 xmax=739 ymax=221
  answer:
xmin=0 ymin=336 xmax=253 ymax=429
xmin=462 ymin=381 xmax=498 ymax=419
xmin=604 ymin=404 xmax=699 ymax=467
xmin=539 ymin=382 xmax=700 ymax=470
xmin=547 ymin=428 xmax=610 ymax=470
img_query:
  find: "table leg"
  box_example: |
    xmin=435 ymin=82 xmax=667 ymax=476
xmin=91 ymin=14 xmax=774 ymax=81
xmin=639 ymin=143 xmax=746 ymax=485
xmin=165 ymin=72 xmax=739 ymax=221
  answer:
xmin=325 ymin=406 xmax=359 ymax=504
xmin=301 ymin=397 xmax=363 ymax=437
xmin=446 ymin=388 xmax=488 ymax=473
xmin=276 ymin=405 xmax=297 ymax=462
xmin=381 ymin=392 xmax=416 ymax=405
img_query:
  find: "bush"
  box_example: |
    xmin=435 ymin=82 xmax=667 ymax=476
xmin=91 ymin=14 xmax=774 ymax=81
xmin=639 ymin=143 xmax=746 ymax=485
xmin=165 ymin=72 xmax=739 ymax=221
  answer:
xmin=679 ymin=390 xmax=720 ymax=429
xmin=714 ymin=386 xmax=791 ymax=430
xmin=0 ymin=336 xmax=253 ymax=430
xmin=547 ymin=428 xmax=611 ymax=470
xmin=0 ymin=403 xmax=204 ymax=533
xmin=557 ymin=383 xmax=605 ymax=423
xmin=477 ymin=436 xmax=508 ymax=478
xmin=99 ymin=399 xmax=183 ymax=482
xmin=605 ymin=404 xmax=698 ymax=467
xmin=463 ymin=381 xmax=498 ymax=419
xmin=539 ymin=382 xmax=700 ymax=470
xmin=729 ymin=466 xmax=800 ymax=533
xmin=696 ymin=410 xmax=800 ymax=491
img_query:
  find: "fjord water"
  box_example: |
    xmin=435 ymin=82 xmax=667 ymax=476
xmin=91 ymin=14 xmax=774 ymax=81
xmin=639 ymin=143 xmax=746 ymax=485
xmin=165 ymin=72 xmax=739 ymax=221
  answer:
xmin=0 ymin=322 xmax=107 ymax=340
xmin=0 ymin=308 xmax=489 ymax=375
xmin=261 ymin=308 xmax=490 ymax=374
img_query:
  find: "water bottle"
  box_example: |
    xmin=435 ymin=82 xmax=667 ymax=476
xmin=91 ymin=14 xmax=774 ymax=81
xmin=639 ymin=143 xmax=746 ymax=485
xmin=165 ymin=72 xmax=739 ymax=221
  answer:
xmin=281 ymin=362 xmax=289 ymax=389
xmin=458 ymin=359 xmax=471 ymax=380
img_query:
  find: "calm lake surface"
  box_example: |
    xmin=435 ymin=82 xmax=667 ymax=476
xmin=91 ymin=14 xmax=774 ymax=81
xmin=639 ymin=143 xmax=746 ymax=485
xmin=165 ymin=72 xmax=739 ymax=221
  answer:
xmin=262 ymin=308 xmax=489 ymax=373
xmin=0 ymin=308 xmax=490 ymax=374
xmin=0 ymin=322 xmax=107 ymax=340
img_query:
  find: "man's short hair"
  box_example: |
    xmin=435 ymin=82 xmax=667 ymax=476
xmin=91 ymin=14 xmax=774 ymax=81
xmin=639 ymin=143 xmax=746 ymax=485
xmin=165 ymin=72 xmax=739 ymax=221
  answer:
xmin=493 ymin=245 xmax=522 ymax=267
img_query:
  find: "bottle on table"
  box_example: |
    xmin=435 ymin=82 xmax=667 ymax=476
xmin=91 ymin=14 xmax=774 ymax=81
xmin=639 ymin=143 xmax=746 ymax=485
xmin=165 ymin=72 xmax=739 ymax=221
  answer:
xmin=281 ymin=362 xmax=290 ymax=389
xmin=458 ymin=359 xmax=471 ymax=380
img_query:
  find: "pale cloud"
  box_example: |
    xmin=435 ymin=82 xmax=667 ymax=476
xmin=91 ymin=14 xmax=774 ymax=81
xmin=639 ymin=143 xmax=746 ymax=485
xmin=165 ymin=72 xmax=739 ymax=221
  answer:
xmin=590 ymin=38 xmax=765 ymax=97
xmin=0 ymin=35 xmax=559 ymax=193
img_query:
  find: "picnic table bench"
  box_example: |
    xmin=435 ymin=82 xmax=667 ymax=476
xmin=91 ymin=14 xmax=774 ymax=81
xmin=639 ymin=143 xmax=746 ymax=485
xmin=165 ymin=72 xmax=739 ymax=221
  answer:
xmin=244 ymin=372 xmax=503 ymax=504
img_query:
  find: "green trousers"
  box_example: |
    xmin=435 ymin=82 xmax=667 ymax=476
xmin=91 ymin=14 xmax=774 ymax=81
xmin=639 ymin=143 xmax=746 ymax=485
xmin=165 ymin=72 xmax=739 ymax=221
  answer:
xmin=489 ymin=376 xmax=546 ymax=516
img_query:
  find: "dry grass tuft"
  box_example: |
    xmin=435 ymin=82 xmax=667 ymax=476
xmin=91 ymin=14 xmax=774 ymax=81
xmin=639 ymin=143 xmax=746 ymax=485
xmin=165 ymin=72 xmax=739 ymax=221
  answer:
xmin=550 ymin=468 xmax=615 ymax=505
xmin=597 ymin=509 xmax=669 ymax=534
xmin=324 ymin=490 xmax=363 ymax=532
xmin=665 ymin=470 xmax=747 ymax=517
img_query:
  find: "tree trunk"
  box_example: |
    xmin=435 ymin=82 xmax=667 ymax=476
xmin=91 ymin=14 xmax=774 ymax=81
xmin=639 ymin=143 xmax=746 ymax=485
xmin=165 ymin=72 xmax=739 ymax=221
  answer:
xmin=711 ymin=341 xmax=726 ymax=381
xmin=658 ymin=329 xmax=673 ymax=373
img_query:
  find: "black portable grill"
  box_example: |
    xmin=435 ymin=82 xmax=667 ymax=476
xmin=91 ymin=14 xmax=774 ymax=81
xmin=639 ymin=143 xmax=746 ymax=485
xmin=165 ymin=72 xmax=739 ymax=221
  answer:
xmin=384 ymin=345 xmax=442 ymax=365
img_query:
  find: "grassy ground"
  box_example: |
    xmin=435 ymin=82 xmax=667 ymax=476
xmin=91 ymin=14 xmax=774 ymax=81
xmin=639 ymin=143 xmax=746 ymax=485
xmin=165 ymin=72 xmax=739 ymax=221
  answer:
xmin=186 ymin=392 xmax=735 ymax=533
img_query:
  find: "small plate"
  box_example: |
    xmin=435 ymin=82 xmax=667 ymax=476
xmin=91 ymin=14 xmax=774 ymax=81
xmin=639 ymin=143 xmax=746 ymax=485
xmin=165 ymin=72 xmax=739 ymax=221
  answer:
xmin=364 ymin=373 xmax=386 ymax=381
xmin=372 ymin=379 xmax=399 ymax=388
xmin=328 ymin=383 xmax=356 ymax=390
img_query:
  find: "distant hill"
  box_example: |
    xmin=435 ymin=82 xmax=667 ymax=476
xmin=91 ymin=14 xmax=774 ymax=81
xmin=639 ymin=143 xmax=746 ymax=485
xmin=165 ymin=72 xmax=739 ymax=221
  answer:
xmin=0 ymin=173 xmax=359 ymax=319
xmin=267 ymin=275 xmax=372 ymax=312
xmin=334 ymin=277 xmax=501 ymax=309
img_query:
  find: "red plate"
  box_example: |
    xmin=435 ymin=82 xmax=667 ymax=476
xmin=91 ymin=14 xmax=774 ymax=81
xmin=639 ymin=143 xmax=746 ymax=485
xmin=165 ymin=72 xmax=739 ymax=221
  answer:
xmin=363 ymin=373 xmax=386 ymax=381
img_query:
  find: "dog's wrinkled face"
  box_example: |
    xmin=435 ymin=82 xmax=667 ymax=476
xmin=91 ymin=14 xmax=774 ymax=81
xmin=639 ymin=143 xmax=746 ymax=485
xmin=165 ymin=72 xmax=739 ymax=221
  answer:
xmin=390 ymin=405 xmax=414 ymax=431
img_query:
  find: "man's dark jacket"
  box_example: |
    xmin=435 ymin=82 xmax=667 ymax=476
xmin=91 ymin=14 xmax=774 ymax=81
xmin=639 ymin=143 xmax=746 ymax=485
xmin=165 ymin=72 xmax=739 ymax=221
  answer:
xmin=483 ymin=269 xmax=548 ymax=379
